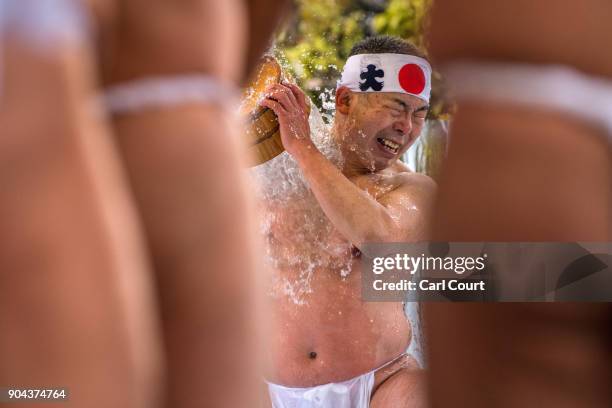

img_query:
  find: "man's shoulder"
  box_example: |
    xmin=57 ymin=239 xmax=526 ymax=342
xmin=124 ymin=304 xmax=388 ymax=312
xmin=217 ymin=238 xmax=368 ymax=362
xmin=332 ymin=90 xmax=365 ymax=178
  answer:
xmin=389 ymin=160 xmax=412 ymax=174
xmin=389 ymin=162 xmax=437 ymax=191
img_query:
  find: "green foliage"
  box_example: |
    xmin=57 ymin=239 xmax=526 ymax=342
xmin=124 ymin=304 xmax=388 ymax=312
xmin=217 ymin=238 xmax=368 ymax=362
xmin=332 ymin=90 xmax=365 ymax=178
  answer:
xmin=372 ymin=0 xmax=427 ymax=47
xmin=275 ymin=0 xmax=366 ymax=90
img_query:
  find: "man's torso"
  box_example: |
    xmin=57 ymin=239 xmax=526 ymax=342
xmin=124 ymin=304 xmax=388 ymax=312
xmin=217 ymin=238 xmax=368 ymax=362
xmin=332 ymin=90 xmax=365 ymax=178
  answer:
xmin=262 ymin=161 xmax=415 ymax=387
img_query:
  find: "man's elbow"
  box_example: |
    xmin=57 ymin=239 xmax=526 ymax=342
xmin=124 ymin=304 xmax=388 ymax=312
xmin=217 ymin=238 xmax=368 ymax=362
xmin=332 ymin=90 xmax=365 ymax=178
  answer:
xmin=380 ymin=220 xmax=430 ymax=244
xmin=360 ymin=221 xmax=405 ymax=246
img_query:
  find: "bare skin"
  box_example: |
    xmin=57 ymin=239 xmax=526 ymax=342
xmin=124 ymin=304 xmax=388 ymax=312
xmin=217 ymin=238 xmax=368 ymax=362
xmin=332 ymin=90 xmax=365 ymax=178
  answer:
xmin=0 ymin=1 xmax=162 ymax=407
xmin=427 ymin=1 xmax=612 ymax=408
xmin=371 ymin=368 xmax=427 ymax=408
xmin=243 ymin=0 xmax=295 ymax=83
xmin=259 ymin=82 xmax=435 ymax=405
xmin=99 ymin=1 xmax=282 ymax=407
xmin=427 ymin=0 xmax=612 ymax=78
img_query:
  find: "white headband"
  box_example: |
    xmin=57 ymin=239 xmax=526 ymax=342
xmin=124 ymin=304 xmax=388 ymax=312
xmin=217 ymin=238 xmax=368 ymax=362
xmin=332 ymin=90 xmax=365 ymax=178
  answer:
xmin=338 ymin=53 xmax=432 ymax=103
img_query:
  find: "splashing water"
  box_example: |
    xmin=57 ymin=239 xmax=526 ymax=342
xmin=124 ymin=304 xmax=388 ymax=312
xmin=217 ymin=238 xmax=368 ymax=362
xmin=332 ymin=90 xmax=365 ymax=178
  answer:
xmin=249 ymin=101 xmax=354 ymax=305
xmin=318 ymin=87 xmax=336 ymax=124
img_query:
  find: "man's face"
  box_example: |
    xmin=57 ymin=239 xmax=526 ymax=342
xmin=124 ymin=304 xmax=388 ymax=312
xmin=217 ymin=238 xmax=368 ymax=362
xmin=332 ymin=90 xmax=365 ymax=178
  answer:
xmin=337 ymin=90 xmax=428 ymax=172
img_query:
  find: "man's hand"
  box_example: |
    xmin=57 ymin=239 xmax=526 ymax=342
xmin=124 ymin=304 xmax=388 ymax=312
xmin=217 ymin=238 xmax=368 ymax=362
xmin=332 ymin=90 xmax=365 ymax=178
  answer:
xmin=260 ymin=82 xmax=314 ymax=157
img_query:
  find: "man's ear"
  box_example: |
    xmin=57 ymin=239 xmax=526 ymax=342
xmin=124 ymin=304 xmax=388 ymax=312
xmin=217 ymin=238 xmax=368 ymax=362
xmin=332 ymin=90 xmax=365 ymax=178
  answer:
xmin=335 ymin=86 xmax=353 ymax=115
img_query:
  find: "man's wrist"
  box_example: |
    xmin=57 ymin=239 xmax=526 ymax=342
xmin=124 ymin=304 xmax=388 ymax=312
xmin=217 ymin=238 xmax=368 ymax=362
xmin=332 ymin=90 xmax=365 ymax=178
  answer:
xmin=291 ymin=141 xmax=322 ymax=166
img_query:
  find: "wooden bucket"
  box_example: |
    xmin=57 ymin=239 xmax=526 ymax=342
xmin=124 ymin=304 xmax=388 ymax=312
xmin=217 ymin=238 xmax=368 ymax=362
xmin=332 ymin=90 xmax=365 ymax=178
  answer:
xmin=241 ymin=57 xmax=284 ymax=167
xmin=241 ymin=56 xmax=310 ymax=167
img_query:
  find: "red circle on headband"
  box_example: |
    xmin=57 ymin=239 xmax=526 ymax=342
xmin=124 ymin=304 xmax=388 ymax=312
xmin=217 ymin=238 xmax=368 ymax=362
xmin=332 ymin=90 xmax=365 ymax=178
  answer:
xmin=398 ymin=64 xmax=426 ymax=94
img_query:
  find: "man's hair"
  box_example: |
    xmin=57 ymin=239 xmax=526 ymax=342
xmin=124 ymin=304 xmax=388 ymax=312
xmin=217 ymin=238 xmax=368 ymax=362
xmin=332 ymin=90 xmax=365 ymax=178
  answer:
xmin=348 ymin=35 xmax=427 ymax=59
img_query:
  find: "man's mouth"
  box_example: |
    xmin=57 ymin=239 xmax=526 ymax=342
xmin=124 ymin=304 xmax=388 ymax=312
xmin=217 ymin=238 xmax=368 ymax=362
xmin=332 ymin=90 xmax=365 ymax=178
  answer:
xmin=376 ymin=137 xmax=400 ymax=155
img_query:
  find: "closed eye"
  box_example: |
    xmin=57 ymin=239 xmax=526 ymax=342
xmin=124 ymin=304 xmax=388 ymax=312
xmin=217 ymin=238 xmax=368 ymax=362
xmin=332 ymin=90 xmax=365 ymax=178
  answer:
xmin=384 ymin=105 xmax=403 ymax=116
xmin=414 ymin=105 xmax=429 ymax=118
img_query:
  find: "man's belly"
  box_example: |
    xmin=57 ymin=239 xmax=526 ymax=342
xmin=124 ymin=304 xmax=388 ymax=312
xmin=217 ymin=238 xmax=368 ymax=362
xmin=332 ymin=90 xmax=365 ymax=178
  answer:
xmin=266 ymin=261 xmax=411 ymax=387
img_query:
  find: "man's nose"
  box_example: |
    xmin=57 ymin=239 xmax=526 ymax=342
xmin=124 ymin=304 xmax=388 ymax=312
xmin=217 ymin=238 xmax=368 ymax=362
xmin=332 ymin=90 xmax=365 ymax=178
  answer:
xmin=393 ymin=116 xmax=412 ymax=136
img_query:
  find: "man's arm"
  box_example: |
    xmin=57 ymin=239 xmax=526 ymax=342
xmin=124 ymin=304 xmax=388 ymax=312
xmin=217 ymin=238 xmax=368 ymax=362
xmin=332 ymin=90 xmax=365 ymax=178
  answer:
xmin=261 ymin=83 xmax=436 ymax=248
xmin=297 ymin=146 xmax=435 ymax=245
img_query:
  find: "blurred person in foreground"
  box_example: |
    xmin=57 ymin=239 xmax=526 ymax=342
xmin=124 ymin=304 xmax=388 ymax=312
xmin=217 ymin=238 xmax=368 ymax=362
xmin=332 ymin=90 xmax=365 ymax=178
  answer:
xmin=0 ymin=0 xmax=294 ymax=406
xmin=425 ymin=1 xmax=612 ymax=407
xmin=99 ymin=0 xmax=292 ymax=406
xmin=0 ymin=1 xmax=163 ymax=406
xmin=258 ymin=35 xmax=434 ymax=407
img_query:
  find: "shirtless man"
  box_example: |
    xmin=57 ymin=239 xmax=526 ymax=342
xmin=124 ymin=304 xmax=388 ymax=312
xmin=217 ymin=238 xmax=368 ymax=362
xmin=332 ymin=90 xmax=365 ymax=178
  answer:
xmin=259 ymin=36 xmax=435 ymax=407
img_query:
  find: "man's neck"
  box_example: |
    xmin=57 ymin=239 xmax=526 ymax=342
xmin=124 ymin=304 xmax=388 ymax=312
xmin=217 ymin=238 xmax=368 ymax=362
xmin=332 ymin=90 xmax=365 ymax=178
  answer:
xmin=341 ymin=162 xmax=370 ymax=178
xmin=330 ymin=124 xmax=363 ymax=178
xmin=331 ymin=122 xmax=384 ymax=178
